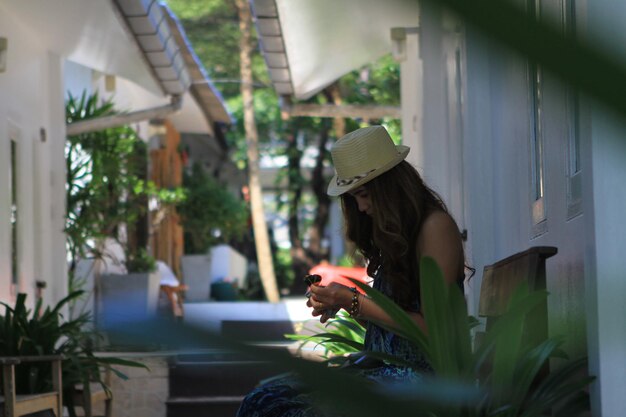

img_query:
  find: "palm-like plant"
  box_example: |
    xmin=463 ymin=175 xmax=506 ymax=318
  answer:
xmin=285 ymin=310 xmax=365 ymax=360
xmin=107 ymin=257 xmax=592 ymax=417
xmin=66 ymin=91 xmax=185 ymax=281
xmin=65 ymin=92 xmax=141 ymax=265
xmin=0 ymin=292 xmax=147 ymax=417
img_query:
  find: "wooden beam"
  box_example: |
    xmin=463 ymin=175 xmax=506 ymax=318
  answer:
xmin=66 ymin=96 xmax=182 ymax=136
xmin=283 ymin=103 xmax=401 ymax=119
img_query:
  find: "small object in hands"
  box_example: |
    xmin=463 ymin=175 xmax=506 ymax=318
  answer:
xmin=304 ymin=274 xmax=322 ymax=298
xmin=304 ymin=274 xmax=338 ymax=320
xmin=304 ymin=274 xmax=322 ymax=287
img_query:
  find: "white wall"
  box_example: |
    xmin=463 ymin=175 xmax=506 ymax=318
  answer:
xmin=328 ymin=199 xmax=344 ymax=265
xmin=582 ymin=108 xmax=626 ymax=417
xmin=0 ymin=8 xmax=68 ymax=307
xmin=64 ymin=60 xmax=94 ymax=99
xmin=404 ymin=0 xmax=592 ymax=393
xmin=457 ymin=0 xmax=589 ymax=356
xmin=583 ymin=1 xmax=626 ymax=414
xmin=394 ymin=0 xmax=626 ymax=417
xmin=445 ymin=0 xmax=626 ymax=414
xmin=461 ymin=0 xmax=626 ymax=414
xmin=417 ymin=3 xmax=449 ymax=202
xmin=461 ymin=29 xmax=497 ymax=316
xmin=399 ymin=28 xmax=423 ymax=170
xmin=64 ymin=62 xmax=154 ymax=141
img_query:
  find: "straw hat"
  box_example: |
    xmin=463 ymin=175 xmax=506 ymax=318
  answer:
xmin=327 ymin=126 xmax=410 ymax=196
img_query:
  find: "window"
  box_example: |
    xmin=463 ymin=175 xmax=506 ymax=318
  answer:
xmin=563 ymin=0 xmax=582 ymax=218
xmin=10 ymin=138 xmax=18 ymax=285
xmin=528 ymin=0 xmax=547 ymax=236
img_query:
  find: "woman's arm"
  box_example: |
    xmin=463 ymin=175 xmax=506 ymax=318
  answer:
xmin=354 ymin=292 xmax=428 ymax=333
xmin=308 ymin=283 xmax=427 ymax=332
xmin=417 ymin=210 xmax=465 ymax=287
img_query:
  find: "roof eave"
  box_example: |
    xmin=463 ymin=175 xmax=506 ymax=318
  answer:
xmin=112 ymin=0 xmax=192 ymax=96
xmin=162 ymin=4 xmax=233 ymax=127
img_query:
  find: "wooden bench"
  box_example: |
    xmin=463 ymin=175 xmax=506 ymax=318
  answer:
xmin=71 ymin=367 xmax=113 ymax=417
xmin=477 ymin=246 xmax=557 ymax=380
xmin=479 ymin=246 xmax=557 ymax=336
xmin=0 ymin=355 xmax=63 ymax=417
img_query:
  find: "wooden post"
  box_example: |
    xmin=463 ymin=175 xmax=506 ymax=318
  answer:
xmin=2 ymin=361 xmax=17 ymax=417
xmin=51 ymin=358 xmax=63 ymax=417
xmin=237 ymin=0 xmax=280 ymax=302
xmin=283 ymin=103 xmax=401 ymax=119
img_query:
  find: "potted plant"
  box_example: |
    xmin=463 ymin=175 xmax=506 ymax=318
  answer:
xmin=65 ymin=91 xmax=182 ymax=341
xmin=99 ymin=248 xmax=161 ymax=337
xmin=0 ymin=291 xmax=146 ymax=417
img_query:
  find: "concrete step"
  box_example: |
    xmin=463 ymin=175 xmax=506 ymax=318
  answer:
xmin=166 ymin=344 xmax=313 ymax=417
xmin=166 ymin=396 xmax=243 ymax=417
xmin=221 ymin=320 xmax=296 ymax=342
xmin=169 ymin=360 xmax=276 ymax=397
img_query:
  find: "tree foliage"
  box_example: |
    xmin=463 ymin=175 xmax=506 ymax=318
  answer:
xmin=177 ymin=162 xmax=249 ymax=254
xmin=65 ymin=92 xmax=183 ymax=275
xmin=165 ymin=0 xmax=270 ymax=98
xmin=165 ymin=0 xmax=403 ymax=295
xmin=65 ymin=92 xmax=149 ymax=268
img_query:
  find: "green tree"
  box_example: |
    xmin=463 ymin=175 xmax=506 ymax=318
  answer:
xmin=178 ymin=163 xmax=248 ymax=254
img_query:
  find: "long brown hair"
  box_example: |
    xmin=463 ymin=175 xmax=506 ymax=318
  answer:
xmin=341 ymin=161 xmax=453 ymax=309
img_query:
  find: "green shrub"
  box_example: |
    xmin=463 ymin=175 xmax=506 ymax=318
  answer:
xmin=125 ymin=248 xmax=157 ymax=273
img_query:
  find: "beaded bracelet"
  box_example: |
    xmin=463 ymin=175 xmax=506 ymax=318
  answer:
xmin=348 ymin=287 xmax=360 ymax=317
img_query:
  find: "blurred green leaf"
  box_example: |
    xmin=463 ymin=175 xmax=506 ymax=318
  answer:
xmin=435 ymin=0 xmax=626 ymax=120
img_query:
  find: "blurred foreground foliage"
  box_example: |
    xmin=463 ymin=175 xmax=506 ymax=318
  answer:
xmin=112 ymin=257 xmax=592 ymax=417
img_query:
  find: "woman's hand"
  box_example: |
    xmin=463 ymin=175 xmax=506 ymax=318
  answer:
xmin=306 ymin=296 xmax=336 ymax=323
xmin=306 ymin=282 xmax=353 ymax=323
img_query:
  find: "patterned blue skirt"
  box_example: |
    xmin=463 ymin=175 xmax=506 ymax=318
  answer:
xmin=236 ymin=359 xmax=431 ymax=417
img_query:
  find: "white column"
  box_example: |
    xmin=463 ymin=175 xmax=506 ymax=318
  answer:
xmin=582 ymin=109 xmax=626 ymax=417
xmin=583 ymin=1 xmax=626 ymax=414
xmin=0 ymin=120 xmax=9 ymax=302
xmin=45 ymin=51 xmax=69 ymax=305
xmin=328 ymin=199 xmax=344 ymax=265
xmin=392 ymin=26 xmax=423 ymax=170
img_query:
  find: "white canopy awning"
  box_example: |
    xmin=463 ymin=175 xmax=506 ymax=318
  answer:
xmin=4 ymin=0 xmax=231 ymax=136
xmin=251 ymin=0 xmax=419 ymax=100
xmin=4 ymin=0 xmax=178 ymax=96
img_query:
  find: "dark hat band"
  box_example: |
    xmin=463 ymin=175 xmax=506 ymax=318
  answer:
xmin=335 ymin=168 xmax=376 ymax=187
